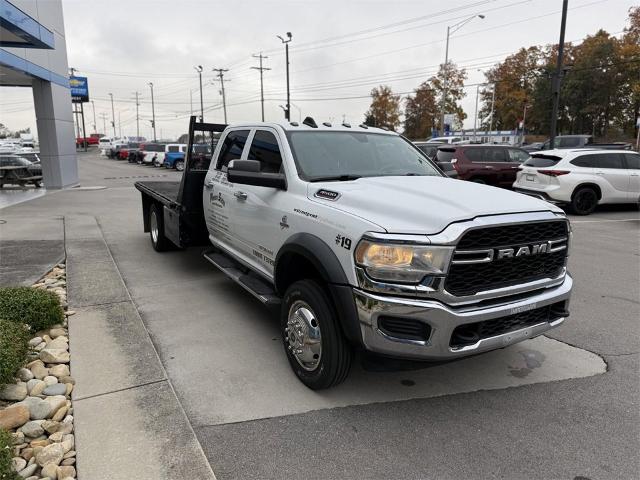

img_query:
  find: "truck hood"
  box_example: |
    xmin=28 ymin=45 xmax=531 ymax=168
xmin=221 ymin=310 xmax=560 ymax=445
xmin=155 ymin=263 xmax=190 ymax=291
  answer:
xmin=307 ymin=176 xmax=561 ymax=235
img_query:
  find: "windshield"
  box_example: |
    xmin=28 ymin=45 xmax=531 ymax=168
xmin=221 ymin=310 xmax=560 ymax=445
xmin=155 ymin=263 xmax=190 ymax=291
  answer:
xmin=286 ymin=131 xmax=441 ymax=181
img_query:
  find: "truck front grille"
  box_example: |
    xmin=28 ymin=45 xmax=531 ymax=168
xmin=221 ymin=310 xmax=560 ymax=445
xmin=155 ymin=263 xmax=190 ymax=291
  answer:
xmin=445 ymin=221 xmax=568 ymax=297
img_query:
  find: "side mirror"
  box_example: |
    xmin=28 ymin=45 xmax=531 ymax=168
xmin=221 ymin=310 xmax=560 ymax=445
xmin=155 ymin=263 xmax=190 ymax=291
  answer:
xmin=228 ymin=159 xmax=286 ymax=190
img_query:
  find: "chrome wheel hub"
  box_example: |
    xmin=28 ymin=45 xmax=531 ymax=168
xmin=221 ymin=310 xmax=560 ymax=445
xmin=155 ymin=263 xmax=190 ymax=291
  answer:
xmin=150 ymin=212 xmax=159 ymax=244
xmin=286 ymin=301 xmax=322 ymax=371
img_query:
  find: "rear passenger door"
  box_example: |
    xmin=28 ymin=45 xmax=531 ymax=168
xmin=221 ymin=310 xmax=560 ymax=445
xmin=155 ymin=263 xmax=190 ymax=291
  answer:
xmin=590 ymin=153 xmax=629 ymax=202
xmin=623 ymin=153 xmax=640 ymax=202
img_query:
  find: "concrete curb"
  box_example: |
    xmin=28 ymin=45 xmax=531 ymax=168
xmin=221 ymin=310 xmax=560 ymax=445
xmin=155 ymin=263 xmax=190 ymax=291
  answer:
xmin=65 ymin=214 xmax=216 ymax=480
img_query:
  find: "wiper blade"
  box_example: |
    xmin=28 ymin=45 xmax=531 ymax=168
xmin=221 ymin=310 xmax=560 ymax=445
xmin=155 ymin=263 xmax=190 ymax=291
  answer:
xmin=310 ymin=174 xmax=361 ymax=182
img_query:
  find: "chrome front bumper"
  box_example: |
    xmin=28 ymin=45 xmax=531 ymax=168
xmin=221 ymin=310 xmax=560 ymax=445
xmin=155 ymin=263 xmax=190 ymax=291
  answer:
xmin=353 ymin=274 xmax=572 ymax=360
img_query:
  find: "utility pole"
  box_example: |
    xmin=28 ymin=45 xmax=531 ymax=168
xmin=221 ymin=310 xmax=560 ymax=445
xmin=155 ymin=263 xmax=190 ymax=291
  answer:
xmin=190 ymin=89 xmax=193 ymax=116
xmin=133 ymin=91 xmax=140 ymax=139
xmin=148 ymin=82 xmax=157 ymax=142
xmin=251 ymin=53 xmax=271 ymax=121
xmin=212 ymin=68 xmax=229 ymax=123
xmin=277 ymin=32 xmax=292 ymax=121
xmin=489 ymin=84 xmax=496 ymax=137
xmin=99 ymin=113 xmax=108 ymax=134
xmin=118 ymin=111 xmax=122 ymax=138
xmin=194 ymin=65 xmax=204 ymax=122
xmin=439 ymin=15 xmax=484 ymax=136
xmin=550 ymin=0 xmax=569 ymax=149
xmin=108 ymin=93 xmax=116 ymax=137
xmin=91 ymin=100 xmax=97 ymax=133
xmin=473 ymin=83 xmax=480 ymax=142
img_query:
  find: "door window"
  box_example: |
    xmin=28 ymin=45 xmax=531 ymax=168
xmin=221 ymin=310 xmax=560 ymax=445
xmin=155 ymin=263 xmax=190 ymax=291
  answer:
xmin=623 ymin=153 xmax=640 ymax=169
xmin=248 ymin=130 xmax=283 ymax=173
xmin=571 ymin=153 xmax=625 ymax=169
xmin=464 ymin=148 xmax=484 ymax=162
xmin=216 ymin=130 xmax=250 ymax=171
xmin=508 ymin=149 xmax=530 ymax=163
xmin=486 ymin=147 xmax=508 ymax=162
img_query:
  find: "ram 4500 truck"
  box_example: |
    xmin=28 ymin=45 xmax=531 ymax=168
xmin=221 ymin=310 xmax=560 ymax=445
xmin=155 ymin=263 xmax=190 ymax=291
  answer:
xmin=135 ymin=116 xmax=573 ymax=390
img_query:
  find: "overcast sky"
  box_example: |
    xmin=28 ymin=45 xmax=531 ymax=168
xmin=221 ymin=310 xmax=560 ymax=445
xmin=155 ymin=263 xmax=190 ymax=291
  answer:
xmin=0 ymin=0 xmax=635 ymax=140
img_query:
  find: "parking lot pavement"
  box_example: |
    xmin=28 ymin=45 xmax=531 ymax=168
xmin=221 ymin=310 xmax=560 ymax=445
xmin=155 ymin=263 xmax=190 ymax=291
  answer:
xmin=2 ymin=152 xmax=639 ymax=479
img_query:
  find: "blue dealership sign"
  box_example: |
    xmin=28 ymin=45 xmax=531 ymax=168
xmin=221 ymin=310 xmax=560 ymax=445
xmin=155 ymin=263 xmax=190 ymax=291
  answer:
xmin=69 ymin=76 xmax=89 ymax=103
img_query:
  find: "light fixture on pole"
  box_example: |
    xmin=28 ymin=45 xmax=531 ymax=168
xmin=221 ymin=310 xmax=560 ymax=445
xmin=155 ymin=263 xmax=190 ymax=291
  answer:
xmin=277 ymin=32 xmax=292 ymax=121
xmin=194 ymin=65 xmax=204 ymax=122
xmin=439 ymin=14 xmax=484 ymax=136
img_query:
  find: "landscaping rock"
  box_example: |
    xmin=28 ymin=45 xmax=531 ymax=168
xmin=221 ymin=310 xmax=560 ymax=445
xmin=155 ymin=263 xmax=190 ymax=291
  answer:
xmin=17 ymin=368 xmax=34 ymax=382
xmin=19 ymin=396 xmax=51 ymax=420
xmin=29 ymin=380 xmax=46 ymax=396
xmin=43 ymin=375 xmax=58 ymax=386
xmin=28 ymin=337 xmax=43 ymax=347
xmin=49 ymin=365 xmax=70 ymax=378
xmin=21 ymin=447 xmax=34 ymax=461
xmin=61 ymin=457 xmax=75 ymax=466
xmin=0 ymin=383 xmax=28 ymax=401
xmin=47 ymin=337 xmax=68 ymax=350
xmin=49 ymin=328 xmax=66 ymax=339
xmin=41 ymin=462 xmax=59 ymax=478
xmin=39 ymin=349 xmax=70 ymax=364
xmin=17 ymin=462 xmax=38 ymax=477
xmin=30 ymin=363 xmax=49 ymax=380
xmin=0 ymin=405 xmax=30 ymax=429
xmin=42 ymin=420 xmax=61 ymax=434
xmin=20 ymin=420 xmax=44 ymax=438
xmin=57 ymin=465 xmax=76 ymax=478
xmin=51 ymin=406 xmax=68 ymax=422
xmin=36 ymin=442 xmax=65 ymax=466
xmin=58 ymin=376 xmax=75 ymax=385
xmin=11 ymin=456 xmax=27 ymax=471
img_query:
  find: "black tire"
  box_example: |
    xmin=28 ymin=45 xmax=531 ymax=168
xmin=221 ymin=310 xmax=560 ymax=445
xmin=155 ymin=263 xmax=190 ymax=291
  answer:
xmin=34 ymin=181 xmax=42 ymax=188
xmin=149 ymin=204 xmax=170 ymax=252
xmin=174 ymin=160 xmax=185 ymax=171
xmin=281 ymin=280 xmax=352 ymax=390
xmin=570 ymin=187 xmax=598 ymax=215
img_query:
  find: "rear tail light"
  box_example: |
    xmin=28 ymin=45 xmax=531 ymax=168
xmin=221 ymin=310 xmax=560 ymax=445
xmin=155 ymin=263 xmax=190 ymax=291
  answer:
xmin=538 ymin=170 xmax=570 ymax=177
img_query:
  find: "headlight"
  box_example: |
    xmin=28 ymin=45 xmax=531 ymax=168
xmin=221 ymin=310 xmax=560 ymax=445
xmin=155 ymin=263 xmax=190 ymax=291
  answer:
xmin=355 ymin=240 xmax=454 ymax=283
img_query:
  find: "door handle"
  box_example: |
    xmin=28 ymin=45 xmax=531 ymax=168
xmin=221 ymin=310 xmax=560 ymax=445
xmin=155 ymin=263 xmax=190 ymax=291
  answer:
xmin=595 ymin=170 xmax=605 ymax=175
xmin=630 ymin=173 xmax=639 ymax=177
xmin=234 ymin=191 xmax=248 ymax=200
xmin=484 ymin=165 xmax=494 ymax=170
xmin=205 ymin=180 xmax=214 ymax=189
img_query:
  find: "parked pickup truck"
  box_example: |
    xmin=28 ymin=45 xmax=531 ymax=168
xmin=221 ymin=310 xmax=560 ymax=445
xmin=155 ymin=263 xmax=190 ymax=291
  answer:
xmin=135 ymin=116 xmax=573 ymax=389
xmin=541 ymin=135 xmax=632 ymax=151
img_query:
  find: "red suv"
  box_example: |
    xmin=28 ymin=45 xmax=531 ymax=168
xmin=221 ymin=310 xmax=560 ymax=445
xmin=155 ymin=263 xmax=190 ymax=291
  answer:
xmin=435 ymin=145 xmax=530 ymax=188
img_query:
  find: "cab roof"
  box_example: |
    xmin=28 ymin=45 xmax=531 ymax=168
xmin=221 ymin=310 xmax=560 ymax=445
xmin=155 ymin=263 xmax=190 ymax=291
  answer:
xmin=227 ymin=117 xmax=396 ymax=135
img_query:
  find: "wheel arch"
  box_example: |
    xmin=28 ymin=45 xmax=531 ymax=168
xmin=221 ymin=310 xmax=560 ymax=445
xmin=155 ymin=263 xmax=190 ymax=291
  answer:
xmin=275 ymin=233 xmax=363 ymax=348
xmin=572 ymin=182 xmax=602 ymax=200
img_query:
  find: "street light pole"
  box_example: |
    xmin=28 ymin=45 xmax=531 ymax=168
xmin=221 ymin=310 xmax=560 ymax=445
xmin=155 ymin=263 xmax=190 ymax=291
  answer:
xmin=550 ymin=0 xmax=568 ymax=149
xmin=194 ymin=65 xmax=204 ymax=122
xmin=148 ymin=82 xmax=157 ymax=142
xmin=473 ymin=83 xmax=480 ymax=142
xmin=278 ymin=32 xmax=292 ymax=121
xmin=439 ymin=14 xmax=484 ymax=136
xmin=90 ymin=100 xmax=97 ymax=133
xmin=108 ymin=93 xmax=116 ymax=137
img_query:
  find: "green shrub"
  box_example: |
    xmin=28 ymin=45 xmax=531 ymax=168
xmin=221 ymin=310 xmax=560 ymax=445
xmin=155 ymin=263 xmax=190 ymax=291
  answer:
xmin=0 ymin=286 xmax=64 ymax=332
xmin=0 ymin=428 xmax=20 ymax=480
xmin=0 ymin=319 xmax=29 ymax=387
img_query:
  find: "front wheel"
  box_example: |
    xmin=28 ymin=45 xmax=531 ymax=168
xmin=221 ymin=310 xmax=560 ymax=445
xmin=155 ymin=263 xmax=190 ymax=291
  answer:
xmin=281 ymin=280 xmax=352 ymax=390
xmin=174 ymin=160 xmax=185 ymax=171
xmin=149 ymin=204 xmax=170 ymax=251
xmin=570 ymin=187 xmax=598 ymax=215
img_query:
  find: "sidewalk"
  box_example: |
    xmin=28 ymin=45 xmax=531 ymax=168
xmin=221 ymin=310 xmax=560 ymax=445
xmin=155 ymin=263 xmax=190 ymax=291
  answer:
xmin=0 ymin=206 xmax=215 ymax=479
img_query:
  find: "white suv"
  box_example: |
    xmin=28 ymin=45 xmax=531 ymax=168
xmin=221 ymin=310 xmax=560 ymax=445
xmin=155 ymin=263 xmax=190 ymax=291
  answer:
xmin=514 ymin=149 xmax=640 ymax=215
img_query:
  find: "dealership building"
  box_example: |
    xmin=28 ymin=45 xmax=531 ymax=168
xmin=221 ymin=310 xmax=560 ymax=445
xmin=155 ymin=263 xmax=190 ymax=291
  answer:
xmin=1 ymin=0 xmax=78 ymax=188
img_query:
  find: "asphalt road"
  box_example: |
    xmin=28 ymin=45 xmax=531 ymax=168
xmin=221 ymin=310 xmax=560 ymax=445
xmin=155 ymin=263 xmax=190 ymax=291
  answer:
xmin=2 ymin=150 xmax=639 ymax=479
